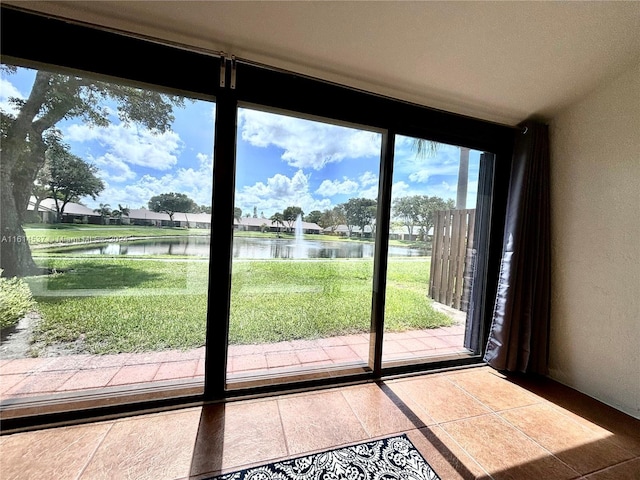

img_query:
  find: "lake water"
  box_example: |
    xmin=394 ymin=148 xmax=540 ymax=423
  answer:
xmin=48 ymin=236 xmax=428 ymax=259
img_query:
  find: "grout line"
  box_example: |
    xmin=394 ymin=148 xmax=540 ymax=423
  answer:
xmin=75 ymin=421 xmax=115 ymax=480
xmin=275 ymin=396 xmax=291 ymax=457
xmin=422 ymin=424 xmax=495 ymax=480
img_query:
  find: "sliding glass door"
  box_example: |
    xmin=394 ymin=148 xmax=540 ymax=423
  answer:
xmin=2 ymin=7 xmax=514 ymax=429
xmin=382 ymin=135 xmax=493 ymax=367
xmin=0 ymin=62 xmax=214 ymax=403
xmin=226 ymin=105 xmax=383 ymax=387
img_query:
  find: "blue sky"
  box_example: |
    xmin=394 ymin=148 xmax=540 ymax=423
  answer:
xmin=1 ymin=65 xmax=480 ymax=217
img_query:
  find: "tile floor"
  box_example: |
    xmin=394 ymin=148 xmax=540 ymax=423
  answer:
xmin=2 ymin=366 xmax=639 ymax=480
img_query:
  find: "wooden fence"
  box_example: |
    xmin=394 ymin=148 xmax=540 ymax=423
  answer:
xmin=429 ymin=209 xmax=475 ymax=311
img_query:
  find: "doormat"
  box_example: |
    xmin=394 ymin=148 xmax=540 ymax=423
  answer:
xmin=208 ymin=434 xmax=440 ymax=480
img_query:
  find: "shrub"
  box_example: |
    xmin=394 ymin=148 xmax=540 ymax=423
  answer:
xmin=0 ymin=270 xmax=36 ymax=330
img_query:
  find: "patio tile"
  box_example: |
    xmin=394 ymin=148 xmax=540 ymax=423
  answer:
xmin=37 ymin=355 xmax=94 ymax=372
xmin=349 ymin=343 xmax=370 ymax=361
xmin=296 ymin=348 xmax=330 ymax=363
xmin=382 ymin=340 xmax=410 ymax=354
xmin=323 ymin=345 xmax=358 ymax=362
xmin=228 ymin=344 xmax=265 ymax=356
xmin=108 ymin=364 xmax=161 ymax=386
xmin=57 ymin=367 xmax=120 ymax=391
xmin=195 ymin=357 xmax=205 ymax=376
xmin=265 ymin=352 xmax=299 ymax=369
xmin=421 ymin=336 xmax=456 ymax=349
xmin=398 ymin=338 xmax=434 ymax=353
xmin=0 ymin=373 xmax=29 ymax=396
xmin=153 ymin=360 xmax=199 ymax=381
xmin=231 ymin=354 xmax=268 ymax=372
xmin=262 ymin=341 xmax=294 ymax=354
xmin=1 ymin=357 xmax=54 ymax=375
xmin=4 ymin=371 xmax=76 ymax=396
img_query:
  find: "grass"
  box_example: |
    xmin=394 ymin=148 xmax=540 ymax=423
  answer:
xmin=23 ymin=224 xmax=209 ymax=246
xmin=26 ymin=256 xmax=451 ymax=355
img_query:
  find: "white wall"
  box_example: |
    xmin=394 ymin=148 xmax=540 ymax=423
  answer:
xmin=549 ymin=62 xmax=640 ymax=418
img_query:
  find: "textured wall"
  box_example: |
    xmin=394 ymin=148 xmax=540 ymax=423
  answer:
xmin=549 ymin=62 xmax=640 ymax=418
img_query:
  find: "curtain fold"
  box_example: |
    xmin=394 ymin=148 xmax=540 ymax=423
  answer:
xmin=483 ymin=120 xmax=551 ymax=374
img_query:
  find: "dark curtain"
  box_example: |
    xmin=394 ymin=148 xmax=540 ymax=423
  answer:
xmin=483 ymin=120 xmax=551 ymax=374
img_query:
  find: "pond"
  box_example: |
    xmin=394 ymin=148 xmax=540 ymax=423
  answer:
xmin=46 ymin=236 xmax=428 ymax=259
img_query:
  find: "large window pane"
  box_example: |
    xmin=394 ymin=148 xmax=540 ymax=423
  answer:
xmin=382 ymin=136 xmax=488 ymax=366
xmin=227 ymin=106 xmax=382 ymax=386
xmin=0 ymin=64 xmax=214 ymax=402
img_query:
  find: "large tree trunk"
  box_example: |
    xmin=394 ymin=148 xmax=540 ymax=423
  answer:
xmin=0 ymin=161 xmax=40 ymax=277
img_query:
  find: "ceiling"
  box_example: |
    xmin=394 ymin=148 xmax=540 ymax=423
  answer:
xmin=5 ymin=1 xmax=640 ymax=126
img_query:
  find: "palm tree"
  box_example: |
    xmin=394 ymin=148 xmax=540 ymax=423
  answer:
xmin=413 ymin=139 xmax=469 ymax=210
xmin=93 ymin=203 xmax=111 ymax=225
xmin=111 ymin=204 xmax=130 ymax=225
xmin=270 ymin=212 xmax=284 ymax=237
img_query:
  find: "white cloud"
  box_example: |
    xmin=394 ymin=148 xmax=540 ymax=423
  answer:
xmin=359 ymin=171 xmax=378 ymax=187
xmin=315 ymin=178 xmax=359 ymax=197
xmin=66 ymin=123 xmax=182 ymax=171
xmin=89 ymin=152 xmax=214 ymax=209
xmin=235 ymin=169 xmax=332 ymax=217
xmin=0 ymin=77 xmax=24 ymax=115
xmin=390 ymin=181 xmax=412 ymax=199
xmin=238 ymin=109 xmax=380 ymax=170
xmin=93 ymin=153 xmax=136 ymax=183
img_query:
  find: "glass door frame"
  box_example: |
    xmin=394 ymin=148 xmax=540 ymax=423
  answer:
xmin=1 ymin=5 xmax=515 ymax=431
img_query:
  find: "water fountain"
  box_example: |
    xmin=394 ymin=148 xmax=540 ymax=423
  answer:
xmin=295 ymin=214 xmax=303 ymax=245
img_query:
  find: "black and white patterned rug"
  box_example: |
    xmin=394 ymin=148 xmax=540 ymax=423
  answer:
xmin=208 ymin=434 xmax=441 ymax=480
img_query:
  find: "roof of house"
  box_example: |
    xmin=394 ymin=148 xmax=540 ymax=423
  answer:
xmin=28 ymin=197 xmax=100 ymax=216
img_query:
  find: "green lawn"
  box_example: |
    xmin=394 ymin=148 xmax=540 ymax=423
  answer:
xmin=23 ymin=224 xmax=209 ymax=246
xmin=25 ymin=255 xmax=450 ymax=355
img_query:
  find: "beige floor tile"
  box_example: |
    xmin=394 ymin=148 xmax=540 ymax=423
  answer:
xmin=341 ymin=383 xmax=418 ymax=437
xmin=189 ymin=399 xmax=288 ymax=477
xmin=500 ymin=404 xmax=635 ymax=475
xmin=278 ymin=389 xmax=368 ymax=455
xmin=80 ymin=408 xmax=201 ymax=480
xmin=406 ymin=427 xmax=490 ymax=480
xmin=441 ymin=414 xmax=580 ymax=480
xmin=446 ymin=368 xmax=542 ymax=411
xmin=0 ymin=422 xmax=112 ymax=480
xmin=391 ymin=375 xmax=490 ymax=423
xmin=583 ymin=458 xmax=640 ymax=480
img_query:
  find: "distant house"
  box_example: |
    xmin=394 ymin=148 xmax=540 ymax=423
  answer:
xmin=28 ymin=197 xmax=102 ymax=224
xmin=235 ymin=217 xmax=322 ymax=234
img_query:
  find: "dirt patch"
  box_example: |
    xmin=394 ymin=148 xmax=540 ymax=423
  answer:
xmin=0 ymin=311 xmax=84 ymax=358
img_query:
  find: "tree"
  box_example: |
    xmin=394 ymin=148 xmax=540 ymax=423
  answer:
xmin=282 ymin=206 xmax=304 ymax=232
xmin=234 ymin=207 xmax=242 ymax=223
xmin=94 ymin=203 xmax=112 ymax=225
xmin=270 ymin=212 xmax=284 ymax=235
xmin=0 ymin=65 xmax=185 ymax=277
xmin=392 ymin=196 xmax=419 ymax=239
xmin=148 ymin=192 xmax=197 ymax=226
xmin=252 ymin=206 xmax=258 ymax=218
xmin=415 ymin=195 xmax=455 ymax=240
xmin=305 ymin=210 xmax=322 ymax=226
xmin=343 ymin=198 xmax=376 ymax=238
xmin=45 ymin=139 xmax=104 ymax=223
xmin=111 ymin=204 xmax=130 ymax=224
xmin=319 ymin=206 xmax=346 ymax=233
